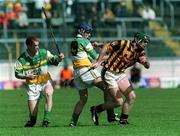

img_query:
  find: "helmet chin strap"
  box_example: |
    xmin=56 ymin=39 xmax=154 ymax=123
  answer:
xmin=137 ymin=39 xmax=142 ymax=43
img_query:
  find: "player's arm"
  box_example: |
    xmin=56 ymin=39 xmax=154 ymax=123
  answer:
xmin=87 ymin=49 xmax=97 ymax=60
xmin=138 ymin=54 xmax=150 ymax=69
xmin=83 ymin=41 xmax=98 ymax=60
xmin=14 ymin=61 xmax=37 ymax=80
xmin=15 ymin=73 xmax=37 ymax=80
xmin=97 ymin=43 xmax=113 ymax=62
xmin=92 ymin=43 xmax=112 ymax=68
xmin=47 ymin=50 xmax=64 ymax=66
xmin=91 ymin=41 xmax=104 ymax=48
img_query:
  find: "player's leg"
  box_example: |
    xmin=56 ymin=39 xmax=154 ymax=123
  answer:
xmin=69 ymin=67 xmax=90 ymax=126
xmin=42 ymin=81 xmax=54 ymax=127
xmin=24 ymin=99 xmax=39 ymax=127
xmin=69 ymin=89 xmax=88 ymax=126
xmin=91 ymin=73 xmax=124 ymax=125
xmin=94 ymin=78 xmax=120 ymax=122
xmin=118 ymin=76 xmax=136 ymax=124
xmin=90 ymin=87 xmax=123 ymax=125
xmin=25 ymin=86 xmax=40 ymax=127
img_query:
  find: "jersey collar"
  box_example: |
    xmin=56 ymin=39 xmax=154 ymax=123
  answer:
xmin=76 ymin=34 xmax=83 ymax=38
xmin=25 ymin=50 xmax=39 ymax=59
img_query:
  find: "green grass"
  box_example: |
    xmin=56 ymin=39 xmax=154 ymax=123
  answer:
xmin=0 ymin=88 xmax=180 ymax=136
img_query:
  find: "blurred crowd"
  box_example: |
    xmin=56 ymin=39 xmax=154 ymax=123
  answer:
xmin=0 ymin=1 xmax=28 ymax=28
xmin=0 ymin=0 xmax=156 ymax=30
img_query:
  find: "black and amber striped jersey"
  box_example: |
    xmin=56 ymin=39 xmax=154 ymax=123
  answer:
xmin=102 ymin=40 xmax=145 ymax=73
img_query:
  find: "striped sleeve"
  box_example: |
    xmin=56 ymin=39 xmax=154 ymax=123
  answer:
xmin=83 ymin=42 xmax=98 ymax=59
xmin=14 ymin=60 xmax=23 ymax=75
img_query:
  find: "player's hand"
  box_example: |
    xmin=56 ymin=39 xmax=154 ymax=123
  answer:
xmin=92 ymin=41 xmax=103 ymax=48
xmin=139 ymin=56 xmax=150 ymax=69
xmin=58 ymin=53 xmax=64 ymax=60
xmin=139 ymin=56 xmax=148 ymax=63
xmin=26 ymin=74 xmax=37 ymax=80
xmin=91 ymin=61 xmax=100 ymax=69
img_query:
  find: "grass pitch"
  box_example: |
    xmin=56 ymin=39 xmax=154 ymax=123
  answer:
xmin=0 ymin=87 xmax=180 ymax=136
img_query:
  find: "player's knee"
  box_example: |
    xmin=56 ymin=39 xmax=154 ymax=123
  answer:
xmin=114 ymin=98 xmax=124 ymax=107
xmin=119 ymin=98 xmax=124 ymax=106
xmin=44 ymin=91 xmax=53 ymax=99
xmin=128 ymin=92 xmax=136 ymax=104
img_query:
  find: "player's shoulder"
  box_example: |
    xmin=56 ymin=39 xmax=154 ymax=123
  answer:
xmin=39 ymin=48 xmax=47 ymax=52
xmin=38 ymin=48 xmax=49 ymax=55
xmin=77 ymin=36 xmax=90 ymax=44
xmin=17 ymin=52 xmax=26 ymax=61
xmin=16 ymin=52 xmax=29 ymax=65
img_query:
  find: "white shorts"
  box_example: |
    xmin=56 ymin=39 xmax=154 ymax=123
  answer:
xmin=27 ymin=80 xmax=53 ymax=100
xmin=104 ymin=70 xmax=126 ymax=89
xmin=73 ymin=67 xmax=101 ymax=90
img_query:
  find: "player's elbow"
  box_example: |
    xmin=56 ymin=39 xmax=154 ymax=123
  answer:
xmin=15 ymin=73 xmax=20 ymax=79
xmin=144 ymin=62 xmax=150 ymax=69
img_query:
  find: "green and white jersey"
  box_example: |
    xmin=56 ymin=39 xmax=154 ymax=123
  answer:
xmin=15 ymin=49 xmax=60 ymax=84
xmin=70 ymin=34 xmax=97 ymax=69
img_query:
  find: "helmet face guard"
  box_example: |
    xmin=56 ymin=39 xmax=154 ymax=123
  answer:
xmin=134 ymin=32 xmax=150 ymax=43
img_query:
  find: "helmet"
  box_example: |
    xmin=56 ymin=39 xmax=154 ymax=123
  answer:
xmin=134 ymin=32 xmax=150 ymax=43
xmin=78 ymin=22 xmax=93 ymax=33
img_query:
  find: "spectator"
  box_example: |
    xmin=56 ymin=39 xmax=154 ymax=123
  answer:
xmin=50 ymin=0 xmax=60 ymax=18
xmin=35 ymin=0 xmax=47 ymax=18
xmin=115 ymin=0 xmax=128 ymax=17
xmin=0 ymin=10 xmax=6 ymax=28
xmin=140 ymin=5 xmax=156 ymax=20
xmin=14 ymin=2 xmax=22 ymax=15
xmin=133 ymin=0 xmax=144 ymax=16
xmin=102 ymin=7 xmax=115 ymax=36
xmin=16 ymin=3 xmax=29 ymax=28
xmin=5 ymin=2 xmax=17 ymax=28
xmin=26 ymin=0 xmax=36 ymax=18
xmin=60 ymin=66 xmax=73 ymax=88
xmin=41 ymin=3 xmax=52 ymax=26
xmin=89 ymin=4 xmax=100 ymax=36
xmin=102 ymin=7 xmax=115 ymax=21
xmin=65 ymin=0 xmax=74 ymax=17
xmin=139 ymin=5 xmax=156 ymax=32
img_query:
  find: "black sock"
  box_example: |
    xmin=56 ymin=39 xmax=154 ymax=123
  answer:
xmin=96 ymin=104 xmax=104 ymax=113
xmin=120 ymin=113 xmax=128 ymax=120
xmin=70 ymin=113 xmax=79 ymax=125
xmin=30 ymin=116 xmax=37 ymax=123
xmin=107 ymin=109 xmax=115 ymax=117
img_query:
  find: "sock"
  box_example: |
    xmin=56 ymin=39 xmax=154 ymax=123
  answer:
xmin=70 ymin=113 xmax=79 ymax=125
xmin=107 ymin=109 xmax=115 ymax=118
xmin=30 ymin=116 xmax=37 ymax=123
xmin=96 ymin=104 xmax=105 ymax=113
xmin=120 ymin=113 xmax=128 ymax=120
xmin=43 ymin=111 xmax=51 ymax=122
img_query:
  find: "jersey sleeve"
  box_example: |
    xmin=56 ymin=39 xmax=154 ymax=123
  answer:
xmin=47 ymin=50 xmax=61 ymax=66
xmin=83 ymin=41 xmax=98 ymax=60
xmin=47 ymin=50 xmax=54 ymax=60
xmin=14 ymin=60 xmax=24 ymax=76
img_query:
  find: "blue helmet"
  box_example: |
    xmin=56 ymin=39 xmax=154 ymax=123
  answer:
xmin=78 ymin=22 xmax=93 ymax=33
